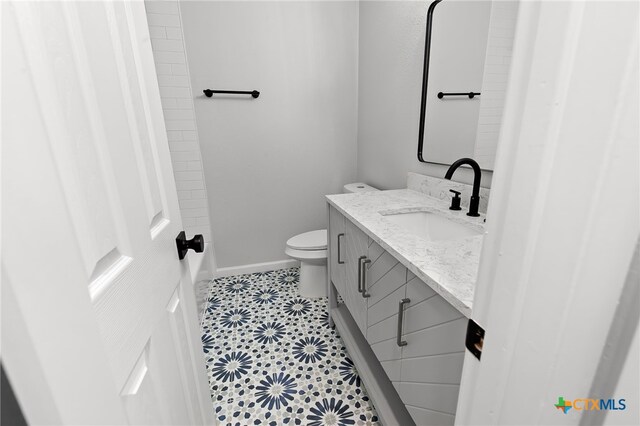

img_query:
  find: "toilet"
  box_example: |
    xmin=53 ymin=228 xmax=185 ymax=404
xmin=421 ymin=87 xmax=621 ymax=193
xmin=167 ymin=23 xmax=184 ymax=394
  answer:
xmin=285 ymin=183 xmax=379 ymax=298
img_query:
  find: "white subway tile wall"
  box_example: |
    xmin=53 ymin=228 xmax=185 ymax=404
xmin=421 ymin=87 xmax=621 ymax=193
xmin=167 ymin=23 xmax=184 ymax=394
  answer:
xmin=144 ymin=0 xmax=212 ymax=242
xmin=474 ymin=1 xmax=520 ymax=169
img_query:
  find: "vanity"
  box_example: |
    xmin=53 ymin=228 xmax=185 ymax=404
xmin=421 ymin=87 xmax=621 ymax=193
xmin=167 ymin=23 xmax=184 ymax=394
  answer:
xmin=324 ymin=0 xmax=514 ymax=420
xmin=325 ymin=174 xmax=487 ymax=426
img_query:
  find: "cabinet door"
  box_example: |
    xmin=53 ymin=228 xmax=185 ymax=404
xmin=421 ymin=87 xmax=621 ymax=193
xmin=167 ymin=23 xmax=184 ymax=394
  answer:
xmin=396 ymin=272 xmax=466 ymax=426
xmin=328 ymin=206 xmax=346 ymax=296
xmin=365 ymin=241 xmax=408 ymax=385
xmin=344 ymin=219 xmax=369 ymax=333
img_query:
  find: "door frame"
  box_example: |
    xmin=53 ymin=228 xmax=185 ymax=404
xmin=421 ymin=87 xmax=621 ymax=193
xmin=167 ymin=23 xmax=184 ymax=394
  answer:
xmin=455 ymin=1 xmax=639 ymax=424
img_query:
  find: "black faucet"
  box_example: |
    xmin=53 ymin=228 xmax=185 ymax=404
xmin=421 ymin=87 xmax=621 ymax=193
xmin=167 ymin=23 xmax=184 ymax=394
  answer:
xmin=444 ymin=158 xmax=481 ymax=217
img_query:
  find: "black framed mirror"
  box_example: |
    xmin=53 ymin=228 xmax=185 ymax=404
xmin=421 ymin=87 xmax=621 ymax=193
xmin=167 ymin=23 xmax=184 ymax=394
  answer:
xmin=417 ymin=0 xmax=520 ymax=171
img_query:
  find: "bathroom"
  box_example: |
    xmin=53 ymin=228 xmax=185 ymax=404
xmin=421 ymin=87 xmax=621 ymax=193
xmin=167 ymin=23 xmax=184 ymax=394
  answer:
xmin=2 ymin=1 xmax=638 ymax=425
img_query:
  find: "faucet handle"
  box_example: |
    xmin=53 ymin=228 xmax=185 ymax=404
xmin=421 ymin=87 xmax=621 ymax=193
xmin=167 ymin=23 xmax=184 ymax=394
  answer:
xmin=449 ymin=189 xmax=462 ymax=211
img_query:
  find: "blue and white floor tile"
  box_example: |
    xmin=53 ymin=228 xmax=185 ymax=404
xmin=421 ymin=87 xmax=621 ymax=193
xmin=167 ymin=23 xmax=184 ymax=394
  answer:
xmin=200 ymin=267 xmax=379 ymax=426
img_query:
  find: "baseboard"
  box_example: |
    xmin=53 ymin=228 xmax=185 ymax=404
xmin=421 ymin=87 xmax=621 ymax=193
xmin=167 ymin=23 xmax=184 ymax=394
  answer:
xmin=214 ymin=259 xmax=300 ymax=279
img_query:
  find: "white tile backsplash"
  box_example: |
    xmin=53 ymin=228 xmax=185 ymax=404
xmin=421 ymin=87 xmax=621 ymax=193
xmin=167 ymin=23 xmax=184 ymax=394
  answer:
xmin=407 ymin=172 xmax=491 ymax=214
xmin=144 ymin=0 xmax=211 ymax=242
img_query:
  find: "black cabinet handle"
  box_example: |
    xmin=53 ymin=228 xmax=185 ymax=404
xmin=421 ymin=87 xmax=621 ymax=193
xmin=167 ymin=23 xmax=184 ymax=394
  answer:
xmin=337 ymin=233 xmax=345 ymax=264
xmin=176 ymin=231 xmax=204 ymax=260
xmin=357 ymin=256 xmax=366 ymax=293
xmin=397 ymin=298 xmax=411 ymax=347
xmin=361 ymin=258 xmax=371 ymax=298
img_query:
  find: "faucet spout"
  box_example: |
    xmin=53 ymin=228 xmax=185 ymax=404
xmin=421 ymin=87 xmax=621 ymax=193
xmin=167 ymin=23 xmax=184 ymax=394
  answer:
xmin=444 ymin=158 xmax=482 ymax=217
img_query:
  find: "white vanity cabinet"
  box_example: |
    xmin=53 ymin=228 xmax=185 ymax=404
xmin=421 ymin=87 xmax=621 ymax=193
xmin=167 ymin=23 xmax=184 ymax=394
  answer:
xmin=327 ymin=206 xmax=467 ymax=426
xmin=365 ymin=241 xmax=408 ymax=383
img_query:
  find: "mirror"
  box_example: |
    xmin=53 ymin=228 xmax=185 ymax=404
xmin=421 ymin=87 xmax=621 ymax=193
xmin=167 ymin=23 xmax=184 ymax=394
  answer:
xmin=417 ymin=0 xmax=520 ymax=171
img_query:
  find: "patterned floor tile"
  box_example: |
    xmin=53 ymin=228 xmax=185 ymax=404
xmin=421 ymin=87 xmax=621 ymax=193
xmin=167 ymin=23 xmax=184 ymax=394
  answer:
xmin=200 ymin=267 xmax=379 ymax=426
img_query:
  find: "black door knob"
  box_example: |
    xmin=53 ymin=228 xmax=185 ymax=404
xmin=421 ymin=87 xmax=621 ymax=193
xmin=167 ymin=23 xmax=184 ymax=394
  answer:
xmin=176 ymin=231 xmax=204 ymax=260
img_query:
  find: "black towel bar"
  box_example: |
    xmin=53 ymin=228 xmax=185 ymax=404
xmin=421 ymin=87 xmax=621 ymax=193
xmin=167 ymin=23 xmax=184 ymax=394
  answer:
xmin=437 ymin=92 xmax=481 ymax=99
xmin=203 ymin=89 xmax=260 ymax=98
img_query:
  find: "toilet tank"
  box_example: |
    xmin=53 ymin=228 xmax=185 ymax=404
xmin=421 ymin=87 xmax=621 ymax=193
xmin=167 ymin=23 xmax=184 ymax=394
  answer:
xmin=343 ymin=182 xmax=379 ymax=194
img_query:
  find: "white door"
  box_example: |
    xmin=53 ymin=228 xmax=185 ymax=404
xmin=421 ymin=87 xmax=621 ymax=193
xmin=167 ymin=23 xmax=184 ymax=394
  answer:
xmin=2 ymin=1 xmax=214 ymax=424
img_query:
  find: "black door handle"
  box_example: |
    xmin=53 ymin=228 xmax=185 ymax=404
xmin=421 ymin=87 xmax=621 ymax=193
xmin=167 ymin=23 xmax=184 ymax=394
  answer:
xmin=176 ymin=231 xmax=204 ymax=260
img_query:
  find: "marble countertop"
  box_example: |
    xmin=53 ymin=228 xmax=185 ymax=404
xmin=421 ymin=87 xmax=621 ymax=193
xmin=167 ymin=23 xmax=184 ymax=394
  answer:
xmin=326 ymin=189 xmax=486 ymax=317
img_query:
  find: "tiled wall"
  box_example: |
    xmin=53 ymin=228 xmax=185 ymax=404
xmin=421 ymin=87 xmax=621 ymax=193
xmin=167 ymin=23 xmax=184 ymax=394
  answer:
xmin=144 ymin=0 xmax=212 ymax=242
xmin=474 ymin=1 xmax=520 ymax=169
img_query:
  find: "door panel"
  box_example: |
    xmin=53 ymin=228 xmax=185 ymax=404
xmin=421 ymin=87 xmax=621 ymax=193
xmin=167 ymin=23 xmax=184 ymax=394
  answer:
xmin=370 ymin=338 xmax=403 ymax=368
xmin=406 ymin=405 xmax=455 ymax=426
xmin=380 ymin=360 xmax=402 ymax=383
xmin=396 ymin=287 xmax=466 ymax=423
xmin=367 ymin=260 xmax=406 ymax=309
xmin=402 ymin=318 xmax=466 ymax=359
xmin=3 ymin=2 xmax=212 ymax=424
xmin=367 ymin=314 xmax=400 ymax=345
xmin=403 ymin=292 xmax=463 ymax=335
xmin=329 ymin=206 xmax=346 ymax=296
xmin=344 ymin=220 xmax=369 ymax=333
xmin=405 ymin=273 xmax=437 ymax=304
xmin=400 ymin=353 xmax=465 ymax=384
xmin=365 ymin=249 xmax=400 ymax=289
xmin=367 ymin=284 xmax=406 ymax=332
xmin=367 ymin=239 xmax=386 ymax=266
xmin=396 ymin=382 xmax=460 ymax=415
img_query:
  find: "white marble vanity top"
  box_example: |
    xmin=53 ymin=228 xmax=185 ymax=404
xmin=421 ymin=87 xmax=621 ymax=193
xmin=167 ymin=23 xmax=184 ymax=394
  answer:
xmin=326 ymin=189 xmax=486 ymax=317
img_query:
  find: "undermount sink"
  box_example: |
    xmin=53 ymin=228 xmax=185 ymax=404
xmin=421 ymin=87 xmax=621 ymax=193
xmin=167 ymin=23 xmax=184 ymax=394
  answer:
xmin=383 ymin=211 xmax=481 ymax=242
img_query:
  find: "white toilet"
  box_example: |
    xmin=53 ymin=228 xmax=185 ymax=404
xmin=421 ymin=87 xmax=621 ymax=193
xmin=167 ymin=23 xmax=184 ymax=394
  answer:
xmin=285 ymin=183 xmax=379 ymax=298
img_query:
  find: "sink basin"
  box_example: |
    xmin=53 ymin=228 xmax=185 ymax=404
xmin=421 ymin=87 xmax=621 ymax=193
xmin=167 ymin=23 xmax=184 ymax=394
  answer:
xmin=383 ymin=211 xmax=481 ymax=242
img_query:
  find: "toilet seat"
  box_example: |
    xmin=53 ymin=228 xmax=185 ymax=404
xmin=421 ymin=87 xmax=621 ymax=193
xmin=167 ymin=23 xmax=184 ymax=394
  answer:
xmin=284 ymin=247 xmax=327 ymax=260
xmin=286 ymin=229 xmax=327 ymax=251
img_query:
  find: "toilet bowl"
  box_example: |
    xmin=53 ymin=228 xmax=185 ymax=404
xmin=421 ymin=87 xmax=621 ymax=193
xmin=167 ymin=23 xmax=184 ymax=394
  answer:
xmin=285 ymin=183 xmax=379 ymax=298
xmin=285 ymin=230 xmax=327 ymax=298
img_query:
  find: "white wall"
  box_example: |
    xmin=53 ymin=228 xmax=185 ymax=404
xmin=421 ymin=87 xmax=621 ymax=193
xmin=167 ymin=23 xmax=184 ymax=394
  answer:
xmin=180 ymin=1 xmax=358 ymax=268
xmin=357 ymin=1 xmax=493 ymax=190
xmin=144 ymin=0 xmax=213 ymax=244
xmin=474 ymin=0 xmax=520 ymax=169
